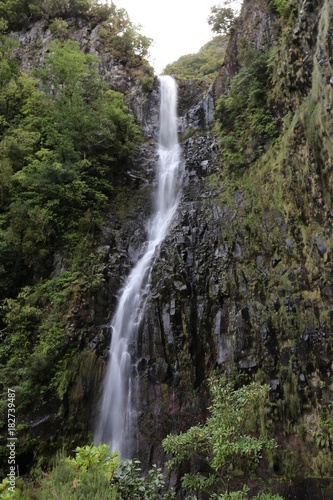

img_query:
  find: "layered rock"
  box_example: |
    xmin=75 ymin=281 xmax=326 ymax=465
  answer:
xmin=7 ymin=1 xmax=333 ymax=497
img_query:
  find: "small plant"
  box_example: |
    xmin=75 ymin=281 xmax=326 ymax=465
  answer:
xmin=273 ymin=0 xmax=291 ymax=18
xmin=66 ymin=443 xmax=119 ymax=480
xmin=0 ymin=478 xmax=22 ymax=498
xmin=112 ymin=459 xmax=175 ymax=499
xmin=36 ymin=444 xmax=118 ymax=499
xmin=163 ymin=376 xmax=279 ymax=497
xmin=49 ymin=18 xmax=68 ymax=38
xmin=312 ymin=407 xmax=333 ymax=450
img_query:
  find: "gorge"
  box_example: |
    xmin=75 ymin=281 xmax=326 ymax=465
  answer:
xmin=0 ymin=0 xmax=332 ymax=497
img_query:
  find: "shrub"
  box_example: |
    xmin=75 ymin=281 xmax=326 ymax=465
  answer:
xmin=163 ymin=376 xmax=279 ymax=497
xmin=214 ymin=52 xmax=277 ymax=170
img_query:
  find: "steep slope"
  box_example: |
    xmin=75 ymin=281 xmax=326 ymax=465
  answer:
xmin=0 ymin=0 xmax=332 ymax=497
xmin=0 ymin=5 xmax=159 ymax=475
xmin=127 ymin=0 xmax=333 ymax=496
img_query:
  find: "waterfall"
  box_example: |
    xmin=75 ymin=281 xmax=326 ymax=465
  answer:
xmin=95 ymin=76 xmax=181 ymax=457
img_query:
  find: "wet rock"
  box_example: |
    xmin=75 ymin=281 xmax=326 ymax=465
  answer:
xmin=235 ymin=242 xmax=243 ymax=261
xmin=286 ymin=238 xmax=294 ymax=250
xmin=270 ymin=379 xmax=280 ymax=391
xmin=315 ymin=235 xmax=326 ymax=256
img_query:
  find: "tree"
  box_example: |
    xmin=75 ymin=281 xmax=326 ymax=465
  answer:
xmin=0 ymin=36 xmax=141 ymax=279
xmin=163 ymin=376 xmax=280 ymax=498
xmin=0 ymin=0 xmax=95 ymax=31
xmin=208 ymin=3 xmax=235 ymax=36
xmin=163 ymin=36 xmax=227 ymax=78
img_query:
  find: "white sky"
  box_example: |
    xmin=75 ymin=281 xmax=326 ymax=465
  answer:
xmin=113 ymin=1 xmax=240 ymax=74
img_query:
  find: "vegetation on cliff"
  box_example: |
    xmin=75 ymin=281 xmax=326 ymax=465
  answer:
xmin=209 ymin=0 xmax=333 ymax=488
xmin=162 ymin=36 xmax=227 ymax=79
xmin=156 ymin=0 xmax=333 ymax=495
xmin=0 ymin=1 xmax=151 ymax=478
xmin=0 ymin=0 xmax=332 ymax=497
xmin=162 ymin=3 xmax=232 ymax=79
xmin=0 ymin=0 xmax=116 ymax=31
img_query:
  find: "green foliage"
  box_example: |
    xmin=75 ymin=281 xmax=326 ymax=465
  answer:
xmin=0 ymin=259 xmax=103 ymax=389
xmin=217 ymin=485 xmax=283 ymax=499
xmin=208 ymin=3 xmax=235 ymax=36
xmin=49 ymin=18 xmax=68 ymax=38
xmin=66 ymin=443 xmax=119 ymax=480
xmin=163 ymin=36 xmax=227 ymax=79
xmin=111 ymin=459 xmax=175 ymax=499
xmin=312 ymin=406 xmax=333 ymax=450
xmin=36 ymin=444 xmax=118 ymax=499
xmin=0 ymin=0 xmax=113 ymax=31
xmin=32 ymin=444 xmax=174 ymax=499
xmin=272 ymin=0 xmax=294 ymax=19
xmin=0 ymin=477 xmax=23 ymax=498
xmin=0 ymin=38 xmax=140 ymax=283
xmin=97 ymin=7 xmax=152 ymax=67
xmin=214 ymin=52 xmax=277 ymax=170
xmin=163 ymin=377 xmax=278 ymax=497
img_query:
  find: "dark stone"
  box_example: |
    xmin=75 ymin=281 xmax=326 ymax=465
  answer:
xmin=286 ymin=238 xmax=294 ymax=249
xmin=321 ymin=283 xmax=333 ymax=299
xmin=270 ymin=378 xmax=280 ymax=391
xmin=315 ymin=235 xmax=326 ymax=256
xmin=272 ymin=296 xmax=280 ymax=311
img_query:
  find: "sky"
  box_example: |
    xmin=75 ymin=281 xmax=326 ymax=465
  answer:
xmin=113 ymin=0 xmax=240 ymax=74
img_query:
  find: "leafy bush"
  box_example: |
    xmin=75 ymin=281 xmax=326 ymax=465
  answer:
xmin=208 ymin=4 xmax=235 ymax=36
xmin=34 ymin=444 xmax=174 ymax=499
xmin=49 ymin=18 xmax=68 ymax=38
xmin=163 ymin=376 xmax=279 ymax=497
xmin=214 ymin=52 xmax=277 ymax=170
xmin=273 ymin=0 xmax=292 ymax=18
xmin=111 ymin=459 xmax=175 ymax=499
xmin=99 ymin=13 xmax=152 ymax=67
xmin=36 ymin=444 xmax=118 ymax=499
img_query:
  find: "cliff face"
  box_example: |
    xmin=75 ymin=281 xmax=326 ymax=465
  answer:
xmin=12 ymin=16 xmax=158 ymax=134
xmin=119 ymin=0 xmax=333 ymax=496
xmin=1 ymin=0 xmax=333 ymax=496
xmin=214 ymin=0 xmax=278 ymax=98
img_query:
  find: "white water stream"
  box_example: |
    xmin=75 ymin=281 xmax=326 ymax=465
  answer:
xmin=95 ymin=76 xmax=181 ymax=456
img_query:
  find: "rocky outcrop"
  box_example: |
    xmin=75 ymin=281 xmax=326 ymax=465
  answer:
xmin=213 ymin=0 xmax=278 ymax=99
xmin=11 ymin=16 xmax=158 ymax=134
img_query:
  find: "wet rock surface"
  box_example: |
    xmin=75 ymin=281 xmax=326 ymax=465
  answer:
xmin=10 ymin=2 xmax=333 ymax=496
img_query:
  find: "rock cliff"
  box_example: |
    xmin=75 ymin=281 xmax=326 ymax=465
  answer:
xmin=118 ymin=0 xmax=333 ymax=496
xmin=1 ymin=0 xmax=333 ymax=497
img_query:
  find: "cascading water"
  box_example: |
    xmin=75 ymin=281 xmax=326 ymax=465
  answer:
xmin=95 ymin=75 xmax=181 ymax=457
